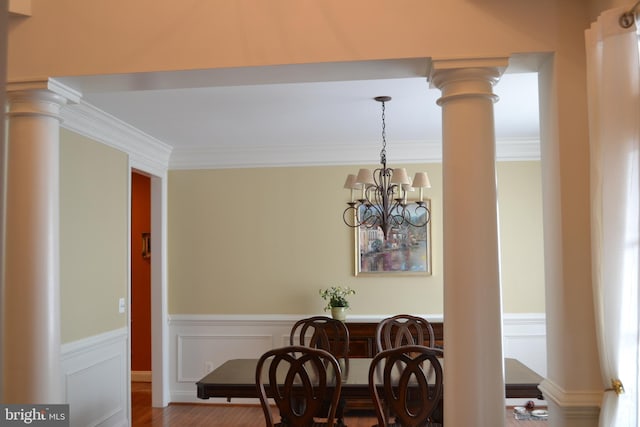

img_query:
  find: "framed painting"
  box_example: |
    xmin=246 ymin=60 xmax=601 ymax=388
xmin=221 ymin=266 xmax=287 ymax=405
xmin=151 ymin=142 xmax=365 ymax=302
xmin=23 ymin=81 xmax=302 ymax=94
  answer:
xmin=354 ymin=200 xmax=432 ymax=276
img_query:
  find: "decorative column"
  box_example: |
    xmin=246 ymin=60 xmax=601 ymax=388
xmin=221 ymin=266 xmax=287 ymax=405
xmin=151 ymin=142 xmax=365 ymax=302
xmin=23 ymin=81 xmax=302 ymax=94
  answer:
xmin=2 ymin=82 xmax=70 ymax=403
xmin=429 ymin=58 xmax=507 ymax=427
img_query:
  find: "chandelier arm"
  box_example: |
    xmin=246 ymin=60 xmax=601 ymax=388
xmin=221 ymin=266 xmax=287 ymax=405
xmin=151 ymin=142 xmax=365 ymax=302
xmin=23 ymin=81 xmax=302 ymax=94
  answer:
xmin=342 ymin=204 xmax=360 ymax=228
xmin=343 ymin=203 xmax=382 ymax=229
xmin=343 ymin=204 xmax=382 ymax=229
xmin=399 ymin=204 xmax=431 ymax=228
xmin=360 ymin=203 xmax=383 ymax=229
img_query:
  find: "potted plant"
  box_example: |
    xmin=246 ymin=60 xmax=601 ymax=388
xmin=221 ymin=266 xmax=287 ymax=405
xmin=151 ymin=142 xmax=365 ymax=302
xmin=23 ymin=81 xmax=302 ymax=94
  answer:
xmin=319 ymin=286 xmax=356 ymax=321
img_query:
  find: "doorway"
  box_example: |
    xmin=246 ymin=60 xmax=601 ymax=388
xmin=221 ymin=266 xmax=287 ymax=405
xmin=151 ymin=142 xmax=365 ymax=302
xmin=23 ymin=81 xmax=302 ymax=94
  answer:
xmin=131 ymin=172 xmax=152 ymax=381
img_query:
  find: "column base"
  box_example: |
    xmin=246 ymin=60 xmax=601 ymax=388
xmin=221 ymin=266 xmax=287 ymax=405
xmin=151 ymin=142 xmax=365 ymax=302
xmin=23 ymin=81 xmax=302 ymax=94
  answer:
xmin=539 ymin=379 xmax=601 ymax=426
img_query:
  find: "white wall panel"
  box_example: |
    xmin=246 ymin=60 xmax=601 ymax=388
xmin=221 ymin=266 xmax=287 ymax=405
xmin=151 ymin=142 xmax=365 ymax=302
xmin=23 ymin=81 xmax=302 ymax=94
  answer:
xmin=177 ymin=334 xmax=273 ymax=382
xmin=61 ymin=328 xmax=128 ymax=427
xmin=503 ymin=313 xmax=547 ymax=377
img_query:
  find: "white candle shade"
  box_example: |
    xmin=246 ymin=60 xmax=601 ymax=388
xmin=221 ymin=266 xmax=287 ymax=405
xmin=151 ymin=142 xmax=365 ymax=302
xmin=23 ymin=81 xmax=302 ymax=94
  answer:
xmin=343 ymin=174 xmax=361 ymax=190
xmin=412 ymin=172 xmax=431 ymax=188
xmin=390 ymin=167 xmax=411 ymax=185
xmin=355 ymin=168 xmax=375 ymax=185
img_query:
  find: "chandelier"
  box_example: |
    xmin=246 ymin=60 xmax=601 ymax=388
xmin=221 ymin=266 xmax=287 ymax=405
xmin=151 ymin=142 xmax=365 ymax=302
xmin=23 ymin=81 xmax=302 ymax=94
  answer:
xmin=342 ymin=96 xmax=431 ymax=240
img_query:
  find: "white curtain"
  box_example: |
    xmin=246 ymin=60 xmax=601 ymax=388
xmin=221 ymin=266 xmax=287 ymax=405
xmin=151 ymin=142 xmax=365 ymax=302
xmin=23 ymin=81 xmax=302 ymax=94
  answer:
xmin=586 ymin=7 xmax=640 ymax=427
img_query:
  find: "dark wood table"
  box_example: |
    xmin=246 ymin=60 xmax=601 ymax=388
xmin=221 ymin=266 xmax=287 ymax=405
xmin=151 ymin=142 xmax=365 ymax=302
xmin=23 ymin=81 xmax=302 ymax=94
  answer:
xmin=196 ymin=357 xmax=543 ymax=404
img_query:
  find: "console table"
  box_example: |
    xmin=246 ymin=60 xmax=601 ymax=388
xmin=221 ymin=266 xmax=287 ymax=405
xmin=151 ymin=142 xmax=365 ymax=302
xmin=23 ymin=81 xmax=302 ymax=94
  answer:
xmin=345 ymin=321 xmax=444 ymax=358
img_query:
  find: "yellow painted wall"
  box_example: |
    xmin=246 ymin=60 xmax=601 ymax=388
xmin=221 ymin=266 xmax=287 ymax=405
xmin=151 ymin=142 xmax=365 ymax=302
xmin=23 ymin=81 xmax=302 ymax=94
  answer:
xmin=59 ymin=129 xmax=129 ymax=343
xmin=168 ymin=161 xmax=543 ymax=315
xmin=498 ymin=161 xmax=545 ymax=312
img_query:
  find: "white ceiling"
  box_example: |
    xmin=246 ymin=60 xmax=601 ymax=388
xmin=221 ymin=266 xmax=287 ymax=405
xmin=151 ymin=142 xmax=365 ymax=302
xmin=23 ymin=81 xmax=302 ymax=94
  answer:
xmin=55 ymin=59 xmax=540 ymax=169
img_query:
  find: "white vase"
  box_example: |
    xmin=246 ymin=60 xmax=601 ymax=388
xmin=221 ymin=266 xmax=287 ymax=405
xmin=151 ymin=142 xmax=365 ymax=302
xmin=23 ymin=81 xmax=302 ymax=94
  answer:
xmin=331 ymin=306 xmax=347 ymax=321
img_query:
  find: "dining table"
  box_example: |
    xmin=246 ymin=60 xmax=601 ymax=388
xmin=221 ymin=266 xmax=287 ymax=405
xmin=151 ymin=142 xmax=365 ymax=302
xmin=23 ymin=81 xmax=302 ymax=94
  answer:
xmin=196 ymin=356 xmax=544 ymax=404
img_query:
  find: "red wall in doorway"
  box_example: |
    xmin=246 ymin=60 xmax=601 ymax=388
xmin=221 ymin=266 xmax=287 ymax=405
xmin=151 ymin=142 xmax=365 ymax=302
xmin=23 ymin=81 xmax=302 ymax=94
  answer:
xmin=131 ymin=172 xmax=151 ymax=371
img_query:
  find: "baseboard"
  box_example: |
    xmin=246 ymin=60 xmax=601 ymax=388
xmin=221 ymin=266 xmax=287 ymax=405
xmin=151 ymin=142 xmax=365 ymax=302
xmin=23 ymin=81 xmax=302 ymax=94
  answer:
xmin=132 ymin=370 xmax=152 ymax=382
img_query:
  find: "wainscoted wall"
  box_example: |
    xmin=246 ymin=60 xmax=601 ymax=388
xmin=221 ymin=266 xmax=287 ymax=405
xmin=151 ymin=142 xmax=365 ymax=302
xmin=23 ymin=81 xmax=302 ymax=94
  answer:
xmin=169 ymin=313 xmax=547 ymax=405
xmin=56 ymin=314 xmax=545 ymax=425
xmin=503 ymin=313 xmax=548 ymax=376
xmin=61 ymin=328 xmax=128 ymax=427
xmin=503 ymin=313 xmax=548 ymax=407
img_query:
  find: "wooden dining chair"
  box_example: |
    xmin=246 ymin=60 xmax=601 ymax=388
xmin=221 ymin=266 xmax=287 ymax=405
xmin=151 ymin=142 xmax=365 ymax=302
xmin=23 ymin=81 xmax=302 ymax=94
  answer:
xmin=255 ymin=345 xmax=343 ymax=427
xmin=290 ymin=316 xmax=350 ymax=362
xmin=368 ymin=345 xmax=443 ymax=427
xmin=290 ymin=316 xmax=350 ymax=426
xmin=375 ymin=314 xmax=436 ymax=353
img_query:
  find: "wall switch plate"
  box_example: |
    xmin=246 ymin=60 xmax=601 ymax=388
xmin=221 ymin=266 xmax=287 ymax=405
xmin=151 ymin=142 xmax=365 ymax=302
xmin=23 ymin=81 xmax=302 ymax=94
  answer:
xmin=118 ymin=297 xmax=125 ymax=313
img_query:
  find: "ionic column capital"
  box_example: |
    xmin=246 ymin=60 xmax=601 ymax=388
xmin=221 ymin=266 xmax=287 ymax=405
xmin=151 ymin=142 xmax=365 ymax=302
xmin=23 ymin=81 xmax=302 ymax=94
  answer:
xmin=429 ymin=57 xmax=508 ymax=105
xmin=6 ymin=78 xmax=81 ymax=120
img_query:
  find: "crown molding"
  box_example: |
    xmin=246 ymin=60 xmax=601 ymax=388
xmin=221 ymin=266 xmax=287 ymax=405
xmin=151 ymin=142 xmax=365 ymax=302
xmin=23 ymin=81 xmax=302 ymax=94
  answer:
xmin=60 ymin=100 xmax=172 ymax=177
xmin=169 ymin=139 xmax=441 ymax=170
xmin=56 ymin=95 xmax=538 ymax=171
xmin=497 ymin=139 xmax=541 ymax=161
xmin=169 ymin=138 xmax=540 ymax=170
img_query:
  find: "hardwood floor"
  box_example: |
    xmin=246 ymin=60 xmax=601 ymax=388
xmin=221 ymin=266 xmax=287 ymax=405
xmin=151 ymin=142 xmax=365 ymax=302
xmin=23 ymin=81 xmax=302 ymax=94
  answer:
xmin=132 ymin=382 xmax=547 ymax=426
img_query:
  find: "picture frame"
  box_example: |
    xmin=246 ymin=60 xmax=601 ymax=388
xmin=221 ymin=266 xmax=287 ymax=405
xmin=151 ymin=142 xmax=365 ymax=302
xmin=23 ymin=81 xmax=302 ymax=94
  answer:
xmin=354 ymin=200 xmax=431 ymax=276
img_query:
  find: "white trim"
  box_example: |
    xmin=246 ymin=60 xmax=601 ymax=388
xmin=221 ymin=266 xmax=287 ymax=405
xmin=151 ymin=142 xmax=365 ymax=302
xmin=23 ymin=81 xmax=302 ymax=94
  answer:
xmin=503 ymin=312 xmax=546 ymax=324
xmin=168 ymin=313 xmax=445 ymax=325
xmin=48 ymin=79 xmax=82 ymax=104
xmin=496 ymin=139 xmax=541 ymax=161
xmin=169 ymin=138 xmax=540 ymax=170
xmin=169 ymin=140 xmax=441 ymax=170
xmin=126 ymin=162 xmax=133 ymax=426
xmin=538 ymin=378 xmax=602 ymax=408
xmin=150 ymin=174 xmax=170 ymax=407
xmin=61 ymin=327 xmax=128 ymax=357
xmin=60 ymin=100 xmax=172 ymax=175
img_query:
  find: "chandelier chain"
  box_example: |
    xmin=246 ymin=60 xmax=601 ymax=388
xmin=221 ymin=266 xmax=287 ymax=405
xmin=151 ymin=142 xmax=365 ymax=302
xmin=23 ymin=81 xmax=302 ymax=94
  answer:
xmin=380 ymin=100 xmax=387 ymax=165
